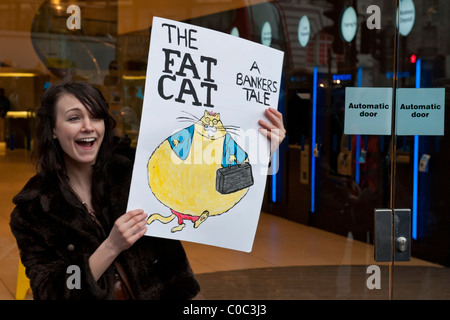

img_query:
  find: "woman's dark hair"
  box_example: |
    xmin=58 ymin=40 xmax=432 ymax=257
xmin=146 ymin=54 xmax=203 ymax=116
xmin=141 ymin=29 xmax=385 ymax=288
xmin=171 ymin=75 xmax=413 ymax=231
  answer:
xmin=34 ymin=81 xmax=117 ymax=229
xmin=35 ymin=81 xmax=116 ymax=175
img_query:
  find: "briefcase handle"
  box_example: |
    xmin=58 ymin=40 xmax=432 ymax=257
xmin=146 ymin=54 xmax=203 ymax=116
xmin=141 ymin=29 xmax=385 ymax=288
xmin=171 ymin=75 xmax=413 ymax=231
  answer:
xmin=225 ymin=159 xmax=243 ymax=168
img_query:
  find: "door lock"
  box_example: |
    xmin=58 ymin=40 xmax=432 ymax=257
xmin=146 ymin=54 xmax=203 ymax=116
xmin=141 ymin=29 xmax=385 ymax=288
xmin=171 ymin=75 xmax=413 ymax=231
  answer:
xmin=374 ymin=209 xmax=411 ymax=262
xmin=396 ymin=236 xmax=408 ymax=252
xmin=394 ymin=209 xmax=411 ymax=261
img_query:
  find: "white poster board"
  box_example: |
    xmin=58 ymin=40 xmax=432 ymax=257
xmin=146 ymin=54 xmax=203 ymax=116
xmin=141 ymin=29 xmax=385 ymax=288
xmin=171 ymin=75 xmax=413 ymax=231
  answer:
xmin=127 ymin=17 xmax=284 ymax=252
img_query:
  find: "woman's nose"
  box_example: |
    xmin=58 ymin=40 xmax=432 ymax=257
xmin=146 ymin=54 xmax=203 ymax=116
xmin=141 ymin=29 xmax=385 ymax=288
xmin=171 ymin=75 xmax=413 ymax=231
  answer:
xmin=81 ymin=118 xmax=94 ymax=132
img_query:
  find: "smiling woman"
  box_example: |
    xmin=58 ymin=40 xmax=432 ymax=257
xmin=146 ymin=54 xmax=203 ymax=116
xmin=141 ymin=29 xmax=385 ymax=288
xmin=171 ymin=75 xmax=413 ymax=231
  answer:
xmin=52 ymin=93 xmax=105 ymax=167
xmin=9 ymin=81 xmax=200 ymax=300
xmin=34 ymin=82 xmax=116 ymax=180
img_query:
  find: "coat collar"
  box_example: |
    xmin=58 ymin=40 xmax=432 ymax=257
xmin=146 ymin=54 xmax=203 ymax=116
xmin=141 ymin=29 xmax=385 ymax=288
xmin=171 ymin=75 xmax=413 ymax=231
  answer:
xmin=13 ymin=154 xmax=133 ymax=243
xmin=13 ymin=154 xmax=132 ymax=208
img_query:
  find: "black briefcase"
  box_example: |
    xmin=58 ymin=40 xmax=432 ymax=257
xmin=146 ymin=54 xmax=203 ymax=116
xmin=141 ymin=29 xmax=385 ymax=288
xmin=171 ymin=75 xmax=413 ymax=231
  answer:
xmin=216 ymin=163 xmax=254 ymax=194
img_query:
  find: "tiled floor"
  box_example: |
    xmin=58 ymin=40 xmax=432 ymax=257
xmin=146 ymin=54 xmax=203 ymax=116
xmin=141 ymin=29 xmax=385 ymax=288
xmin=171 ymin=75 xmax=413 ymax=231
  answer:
xmin=0 ymin=149 xmax=446 ymax=300
xmin=0 ymin=149 xmax=36 ymax=299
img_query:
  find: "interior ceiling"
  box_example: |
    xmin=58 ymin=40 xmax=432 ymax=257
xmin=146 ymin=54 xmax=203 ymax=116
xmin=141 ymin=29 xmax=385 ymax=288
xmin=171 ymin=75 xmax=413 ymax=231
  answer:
xmin=0 ymin=0 xmax=272 ymax=35
xmin=118 ymin=0 xmax=272 ymax=35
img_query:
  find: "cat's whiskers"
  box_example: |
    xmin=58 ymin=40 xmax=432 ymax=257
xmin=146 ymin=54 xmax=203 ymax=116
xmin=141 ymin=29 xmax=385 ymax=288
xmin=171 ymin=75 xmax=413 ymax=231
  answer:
xmin=181 ymin=110 xmax=200 ymax=121
xmin=216 ymin=125 xmax=240 ymax=132
xmin=176 ymin=119 xmax=197 ymax=124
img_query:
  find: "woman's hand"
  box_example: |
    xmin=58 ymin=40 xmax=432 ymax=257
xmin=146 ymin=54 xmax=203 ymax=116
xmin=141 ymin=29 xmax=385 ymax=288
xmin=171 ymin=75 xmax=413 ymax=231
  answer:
xmin=107 ymin=209 xmax=148 ymax=254
xmin=258 ymin=107 xmax=286 ymax=154
xmin=89 ymin=209 xmax=147 ymax=281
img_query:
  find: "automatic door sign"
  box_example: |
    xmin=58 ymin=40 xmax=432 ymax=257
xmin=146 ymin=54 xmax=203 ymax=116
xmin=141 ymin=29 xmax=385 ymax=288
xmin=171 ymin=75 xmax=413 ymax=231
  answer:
xmin=344 ymin=87 xmax=392 ymax=135
xmin=396 ymin=88 xmax=445 ymax=136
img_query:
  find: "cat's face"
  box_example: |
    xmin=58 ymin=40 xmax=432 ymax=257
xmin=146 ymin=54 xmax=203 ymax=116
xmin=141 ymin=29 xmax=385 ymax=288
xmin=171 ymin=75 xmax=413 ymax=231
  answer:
xmin=195 ymin=110 xmax=226 ymax=140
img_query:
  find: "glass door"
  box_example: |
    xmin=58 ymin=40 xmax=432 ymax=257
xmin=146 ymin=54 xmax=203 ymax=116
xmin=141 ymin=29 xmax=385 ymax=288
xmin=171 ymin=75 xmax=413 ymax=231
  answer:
xmin=265 ymin=0 xmax=449 ymax=299
xmin=265 ymin=0 xmax=398 ymax=299
xmin=392 ymin=0 xmax=450 ymax=299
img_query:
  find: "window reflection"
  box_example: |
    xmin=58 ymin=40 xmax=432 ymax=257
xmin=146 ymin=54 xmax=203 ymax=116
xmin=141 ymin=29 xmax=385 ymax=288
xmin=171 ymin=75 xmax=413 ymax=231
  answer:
xmin=0 ymin=0 xmax=449 ymax=277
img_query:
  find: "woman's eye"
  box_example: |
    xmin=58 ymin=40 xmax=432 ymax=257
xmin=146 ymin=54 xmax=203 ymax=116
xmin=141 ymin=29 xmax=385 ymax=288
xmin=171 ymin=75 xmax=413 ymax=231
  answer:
xmin=68 ymin=116 xmax=80 ymax=121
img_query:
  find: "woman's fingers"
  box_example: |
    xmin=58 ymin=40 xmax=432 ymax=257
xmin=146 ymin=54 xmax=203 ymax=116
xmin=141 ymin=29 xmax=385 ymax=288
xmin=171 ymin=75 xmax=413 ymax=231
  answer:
xmin=258 ymin=108 xmax=286 ymax=136
xmin=112 ymin=209 xmax=147 ymax=248
xmin=259 ymin=107 xmax=286 ymax=153
xmin=130 ymin=218 xmax=148 ymax=235
xmin=122 ymin=209 xmax=147 ymax=226
xmin=128 ymin=226 xmax=148 ymax=244
xmin=265 ymin=107 xmax=284 ymax=126
xmin=123 ymin=210 xmax=148 ymax=237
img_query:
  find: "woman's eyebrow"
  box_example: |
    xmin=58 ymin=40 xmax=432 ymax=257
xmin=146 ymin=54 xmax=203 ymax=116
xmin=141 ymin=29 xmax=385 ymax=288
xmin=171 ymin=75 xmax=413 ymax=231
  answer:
xmin=64 ymin=107 xmax=82 ymax=115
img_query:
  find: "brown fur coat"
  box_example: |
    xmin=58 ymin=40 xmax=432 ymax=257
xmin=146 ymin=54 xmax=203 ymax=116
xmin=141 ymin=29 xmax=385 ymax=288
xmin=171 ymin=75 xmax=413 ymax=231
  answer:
xmin=10 ymin=154 xmax=200 ymax=300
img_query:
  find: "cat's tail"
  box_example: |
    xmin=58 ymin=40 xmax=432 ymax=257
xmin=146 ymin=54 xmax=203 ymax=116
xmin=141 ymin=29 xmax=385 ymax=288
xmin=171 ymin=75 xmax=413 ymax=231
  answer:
xmin=147 ymin=213 xmax=176 ymax=225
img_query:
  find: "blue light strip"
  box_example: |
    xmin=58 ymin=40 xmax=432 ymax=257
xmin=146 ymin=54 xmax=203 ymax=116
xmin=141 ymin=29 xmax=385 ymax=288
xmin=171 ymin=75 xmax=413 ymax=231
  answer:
xmin=412 ymin=135 xmax=419 ymax=240
xmin=271 ymin=74 xmax=285 ymax=203
xmin=311 ymin=67 xmax=318 ymax=213
xmin=357 ymin=67 xmax=363 ymax=87
xmin=271 ymin=150 xmax=277 ymax=203
xmin=355 ymin=67 xmax=363 ymax=185
xmin=415 ymin=59 xmax=421 ymax=89
xmin=355 ymin=136 xmax=360 ymax=184
xmin=412 ymin=58 xmax=421 ymax=239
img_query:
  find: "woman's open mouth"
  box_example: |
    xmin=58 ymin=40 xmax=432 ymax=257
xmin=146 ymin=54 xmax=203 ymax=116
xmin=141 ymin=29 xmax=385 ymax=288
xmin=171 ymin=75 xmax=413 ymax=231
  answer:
xmin=75 ymin=138 xmax=96 ymax=149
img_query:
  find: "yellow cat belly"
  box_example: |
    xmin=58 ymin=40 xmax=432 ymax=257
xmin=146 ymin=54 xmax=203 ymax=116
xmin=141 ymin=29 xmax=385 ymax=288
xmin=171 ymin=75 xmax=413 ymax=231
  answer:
xmin=147 ymin=136 xmax=248 ymax=217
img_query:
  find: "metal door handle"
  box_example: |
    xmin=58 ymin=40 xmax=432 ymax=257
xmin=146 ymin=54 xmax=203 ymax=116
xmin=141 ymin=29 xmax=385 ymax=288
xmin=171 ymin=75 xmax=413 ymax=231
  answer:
xmin=374 ymin=209 xmax=411 ymax=262
xmin=396 ymin=236 xmax=408 ymax=252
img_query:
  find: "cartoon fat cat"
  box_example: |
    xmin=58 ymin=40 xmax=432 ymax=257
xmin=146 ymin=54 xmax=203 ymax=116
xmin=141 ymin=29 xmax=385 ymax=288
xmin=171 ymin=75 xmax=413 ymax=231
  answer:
xmin=147 ymin=110 xmax=253 ymax=232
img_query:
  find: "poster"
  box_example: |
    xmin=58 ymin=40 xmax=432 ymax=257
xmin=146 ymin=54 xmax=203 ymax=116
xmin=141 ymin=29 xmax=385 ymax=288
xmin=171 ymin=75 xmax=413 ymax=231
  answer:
xmin=126 ymin=17 xmax=284 ymax=252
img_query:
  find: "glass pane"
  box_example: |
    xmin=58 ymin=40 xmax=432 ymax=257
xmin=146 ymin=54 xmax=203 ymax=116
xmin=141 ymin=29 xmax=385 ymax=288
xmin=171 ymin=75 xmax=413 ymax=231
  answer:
xmin=262 ymin=0 xmax=394 ymax=299
xmin=0 ymin=0 xmax=394 ymax=300
xmin=394 ymin=0 xmax=450 ymax=299
xmin=2 ymin=0 xmax=448 ymax=301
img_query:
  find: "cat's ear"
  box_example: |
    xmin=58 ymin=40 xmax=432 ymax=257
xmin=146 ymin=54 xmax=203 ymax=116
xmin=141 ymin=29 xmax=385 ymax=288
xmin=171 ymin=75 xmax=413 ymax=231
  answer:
xmin=204 ymin=110 xmax=209 ymax=117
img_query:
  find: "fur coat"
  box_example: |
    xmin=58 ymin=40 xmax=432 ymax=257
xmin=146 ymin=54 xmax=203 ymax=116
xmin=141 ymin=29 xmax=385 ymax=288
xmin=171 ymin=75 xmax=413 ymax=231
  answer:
xmin=10 ymin=154 xmax=200 ymax=300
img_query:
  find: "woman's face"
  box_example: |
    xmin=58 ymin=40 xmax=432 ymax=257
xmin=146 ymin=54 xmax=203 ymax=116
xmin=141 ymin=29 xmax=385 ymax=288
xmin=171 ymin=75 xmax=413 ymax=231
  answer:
xmin=52 ymin=93 xmax=105 ymax=167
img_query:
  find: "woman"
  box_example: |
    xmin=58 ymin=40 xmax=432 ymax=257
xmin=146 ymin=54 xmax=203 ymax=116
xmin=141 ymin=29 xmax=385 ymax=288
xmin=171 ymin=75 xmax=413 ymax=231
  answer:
xmin=10 ymin=81 xmax=285 ymax=299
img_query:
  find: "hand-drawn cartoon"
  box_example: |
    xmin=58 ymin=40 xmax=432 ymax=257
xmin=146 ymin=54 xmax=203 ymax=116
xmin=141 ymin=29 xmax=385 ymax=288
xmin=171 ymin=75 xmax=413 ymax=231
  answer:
xmin=147 ymin=110 xmax=254 ymax=232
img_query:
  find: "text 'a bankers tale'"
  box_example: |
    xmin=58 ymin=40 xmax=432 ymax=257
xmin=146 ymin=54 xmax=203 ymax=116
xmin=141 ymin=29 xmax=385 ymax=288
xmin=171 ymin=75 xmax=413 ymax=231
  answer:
xmin=157 ymin=23 xmax=278 ymax=108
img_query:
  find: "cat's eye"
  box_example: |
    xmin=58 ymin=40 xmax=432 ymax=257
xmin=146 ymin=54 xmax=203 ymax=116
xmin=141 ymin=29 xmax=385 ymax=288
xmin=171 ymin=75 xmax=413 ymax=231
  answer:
xmin=212 ymin=119 xmax=218 ymax=125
